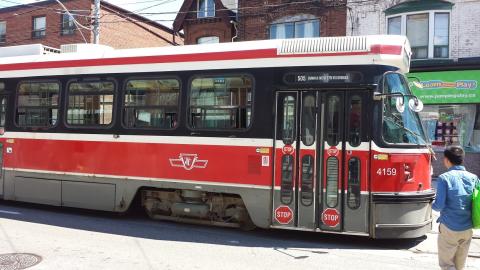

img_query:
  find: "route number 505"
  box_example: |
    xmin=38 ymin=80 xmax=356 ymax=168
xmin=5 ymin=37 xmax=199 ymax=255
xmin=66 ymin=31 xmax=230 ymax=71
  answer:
xmin=376 ymin=168 xmax=397 ymax=176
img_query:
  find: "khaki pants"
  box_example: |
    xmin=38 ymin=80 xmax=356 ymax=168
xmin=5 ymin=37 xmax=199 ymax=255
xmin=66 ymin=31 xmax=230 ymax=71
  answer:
xmin=438 ymin=223 xmax=473 ymax=270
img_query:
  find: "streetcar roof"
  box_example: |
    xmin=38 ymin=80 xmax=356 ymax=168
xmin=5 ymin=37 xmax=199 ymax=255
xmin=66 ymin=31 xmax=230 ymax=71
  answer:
xmin=0 ymin=35 xmax=411 ymax=79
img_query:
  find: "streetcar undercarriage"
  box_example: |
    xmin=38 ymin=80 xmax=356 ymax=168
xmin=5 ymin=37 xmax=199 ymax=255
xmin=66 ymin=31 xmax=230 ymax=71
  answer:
xmin=141 ymin=189 xmax=255 ymax=229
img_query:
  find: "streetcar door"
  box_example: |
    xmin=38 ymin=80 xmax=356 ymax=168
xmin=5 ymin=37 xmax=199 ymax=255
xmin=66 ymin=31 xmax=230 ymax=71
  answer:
xmin=343 ymin=92 xmax=369 ymax=234
xmin=273 ymin=91 xmax=319 ymax=229
xmin=0 ymin=88 xmax=5 ymax=197
xmin=319 ymin=91 xmax=369 ymax=234
xmin=273 ymin=90 xmax=369 ymax=235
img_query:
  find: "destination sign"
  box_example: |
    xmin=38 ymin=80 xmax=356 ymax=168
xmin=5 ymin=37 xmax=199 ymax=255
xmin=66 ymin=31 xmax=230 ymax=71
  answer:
xmin=284 ymin=72 xmax=363 ymax=85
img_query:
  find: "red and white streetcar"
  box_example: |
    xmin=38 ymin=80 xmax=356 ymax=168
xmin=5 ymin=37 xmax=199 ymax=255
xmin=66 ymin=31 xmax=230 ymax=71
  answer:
xmin=0 ymin=35 xmax=434 ymax=238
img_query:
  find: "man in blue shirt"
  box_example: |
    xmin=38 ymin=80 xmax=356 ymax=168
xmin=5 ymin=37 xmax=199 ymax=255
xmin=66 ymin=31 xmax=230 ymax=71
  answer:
xmin=433 ymin=146 xmax=478 ymax=270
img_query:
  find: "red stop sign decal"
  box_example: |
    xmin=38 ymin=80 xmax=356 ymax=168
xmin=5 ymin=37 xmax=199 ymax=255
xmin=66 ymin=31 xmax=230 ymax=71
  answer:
xmin=322 ymin=208 xmax=340 ymax=227
xmin=275 ymin=206 xmax=293 ymax=224
xmin=282 ymin=145 xmax=295 ymax=155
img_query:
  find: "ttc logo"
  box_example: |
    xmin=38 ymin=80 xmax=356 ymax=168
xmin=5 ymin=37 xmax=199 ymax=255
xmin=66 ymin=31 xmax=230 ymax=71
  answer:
xmin=169 ymin=153 xmax=208 ymax=170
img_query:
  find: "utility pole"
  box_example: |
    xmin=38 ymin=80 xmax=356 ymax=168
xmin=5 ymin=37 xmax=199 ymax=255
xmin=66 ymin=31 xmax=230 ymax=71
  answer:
xmin=93 ymin=0 xmax=100 ymax=44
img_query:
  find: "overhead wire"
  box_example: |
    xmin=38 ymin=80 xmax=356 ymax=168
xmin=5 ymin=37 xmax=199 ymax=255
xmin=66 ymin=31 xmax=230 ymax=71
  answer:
xmin=106 ymin=0 xmax=170 ymax=6
xmin=0 ymin=0 xmax=91 ymax=14
xmin=132 ymin=0 xmax=177 ymax=13
xmin=97 ymin=4 xmax=346 ymax=25
xmin=0 ymin=0 xmax=352 ymax=42
xmin=2 ymin=0 xmax=347 ymax=18
xmin=53 ymin=0 xmax=89 ymax=43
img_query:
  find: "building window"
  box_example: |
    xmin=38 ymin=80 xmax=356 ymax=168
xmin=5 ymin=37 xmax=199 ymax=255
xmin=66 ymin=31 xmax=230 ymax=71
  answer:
xmin=67 ymin=81 xmax=115 ymax=126
xmin=61 ymin=13 xmax=76 ymax=35
xmin=198 ymin=0 xmax=215 ymax=18
xmin=197 ymin=36 xmax=219 ymax=44
xmin=387 ymin=11 xmax=450 ymax=59
xmin=434 ymin=13 xmax=449 ymax=58
xmin=0 ymin=22 xmax=6 ymax=43
xmin=124 ymin=78 xmax=180 ymax=129
xmin=387 ymin=16 xmax=401 ymax=35
xmin=189 ymin=75 xmax=253 ymax=130
xmin=16 ymin=81 xmax=60 ymax=128
xmin=32 ymin=16 xmax=46 ymax=39
xmin=270 ymin=15 xmax=320 ymax=39
xmin=407 ymin=13 xmax=429 ymax=59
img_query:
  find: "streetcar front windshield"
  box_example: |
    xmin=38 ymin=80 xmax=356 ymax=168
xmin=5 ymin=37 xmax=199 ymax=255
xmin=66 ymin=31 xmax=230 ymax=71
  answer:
xmin=382 ymin=73 xmax=427 ymax=145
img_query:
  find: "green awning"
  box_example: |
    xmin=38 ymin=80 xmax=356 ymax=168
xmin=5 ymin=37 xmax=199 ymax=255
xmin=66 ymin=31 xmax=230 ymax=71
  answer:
xmin=385 ymin=0 xmax=454 ymax=16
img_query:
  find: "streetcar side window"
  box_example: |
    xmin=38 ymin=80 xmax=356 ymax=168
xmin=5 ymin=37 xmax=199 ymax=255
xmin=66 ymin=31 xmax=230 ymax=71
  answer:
xmin=347 ymin=157 xmax=361 ymax=209
xmin=67 ymin=80 xmax=115 ymax=126
xmin=301 ymin=93 xmax=316 ymax=146
xmin=281 ymin=95 xmax=296 ymax=145
xmin=347 ymin=95 xmax=362 ymax=147
xmin=326 ymin=95 xmax=340 ymax=146
xmin=189 ymin=75 xmax=252 ymax=130
xmin=16 ymin=81 xmax=60 ymax=128
xmin=326 ymin=157 xmax=339 ymax=208
xmin=0 ymin=82 xmax=5 ymax=128
xmin=300 ymin=155 xmax=314 ymax=206
xmin=123 ymin=78 xmax=180 ymax=129
xmin=280 ymin=154 xmax=294 ymax=205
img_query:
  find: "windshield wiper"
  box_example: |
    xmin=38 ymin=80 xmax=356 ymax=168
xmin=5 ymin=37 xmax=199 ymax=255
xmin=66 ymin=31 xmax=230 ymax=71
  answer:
xmin=384 ymin=115 xmax=426 ymax=145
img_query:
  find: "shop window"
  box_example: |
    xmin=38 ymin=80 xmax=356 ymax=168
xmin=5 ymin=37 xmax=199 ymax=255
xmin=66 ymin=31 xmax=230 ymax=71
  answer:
xmin=387 ymin=12 xmax=450 ymax=59
xmin=61 ymin=13 xmax=76 ymax=35
xmin=67 ymin=81 xmax=115 ymax=126
xmin=0 ymin=22 xmax=6 ymax=43
xmin=32 ymin=16 xmax=46 ymax=38
xmin=124 ymin=78 xmax=180 ymax=129
xmin=198 ymin=0 xmax=215 ymax=18
xmin=475 ymin=105 xmax=480 ymax=130
xmin=16 ymin=81 xmax=59 ymax=128
xmin=270 ymin=14 xmax=320 ymax=39
xmin=189 ymin=75 xmax=252 ymax=130
xmin=420 ymin=105 xmax=480 ymax=152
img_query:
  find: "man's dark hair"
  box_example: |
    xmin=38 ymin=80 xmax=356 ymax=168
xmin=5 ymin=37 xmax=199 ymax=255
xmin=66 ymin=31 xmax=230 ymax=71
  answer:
xmin=444 ymin=146 xmax=464 ymax=165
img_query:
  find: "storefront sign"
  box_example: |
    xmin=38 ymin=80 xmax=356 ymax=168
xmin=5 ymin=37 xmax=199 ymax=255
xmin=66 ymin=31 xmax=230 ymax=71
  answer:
xmin=408 ymin=70 xmax=480 ymax=104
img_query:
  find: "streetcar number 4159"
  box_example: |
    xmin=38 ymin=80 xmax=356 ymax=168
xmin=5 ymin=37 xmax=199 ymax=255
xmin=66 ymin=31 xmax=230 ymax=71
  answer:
xmin=376 ymin=168 xmax=397 ymax=176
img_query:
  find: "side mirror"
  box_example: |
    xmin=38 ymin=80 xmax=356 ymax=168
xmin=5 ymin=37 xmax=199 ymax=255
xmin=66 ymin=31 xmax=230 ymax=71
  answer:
xmin=408 ymin=98 xmax=424 ymax=112
xmin=395 ymin=96 xmax=405 ymax=113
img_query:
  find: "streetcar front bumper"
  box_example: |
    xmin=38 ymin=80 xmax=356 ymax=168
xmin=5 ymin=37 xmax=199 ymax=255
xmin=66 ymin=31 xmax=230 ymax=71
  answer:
xmin=371 ymin=190 xmax=435 ymax=239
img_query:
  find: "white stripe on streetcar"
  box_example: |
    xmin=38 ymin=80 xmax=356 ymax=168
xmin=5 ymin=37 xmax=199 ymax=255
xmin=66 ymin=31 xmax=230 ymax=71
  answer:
xmin=2 ymin=132 xmax=273 ymax=147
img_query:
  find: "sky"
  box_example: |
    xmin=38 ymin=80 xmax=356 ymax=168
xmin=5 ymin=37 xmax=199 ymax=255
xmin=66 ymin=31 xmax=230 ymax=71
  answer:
xmin=0 ymin=0 xmax=184 ymax=28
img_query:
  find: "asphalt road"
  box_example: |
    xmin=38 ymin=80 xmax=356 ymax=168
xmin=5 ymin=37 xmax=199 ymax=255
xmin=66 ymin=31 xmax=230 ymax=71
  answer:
xmin=0 ymin=201 xmax=478 ymax=270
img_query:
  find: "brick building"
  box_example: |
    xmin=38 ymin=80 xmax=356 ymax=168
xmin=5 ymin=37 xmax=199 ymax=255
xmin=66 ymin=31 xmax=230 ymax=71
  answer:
xmin=173 ymin=0 xmax=346 ymax=45
xmin=347 ymin=0 xmax=480 ymax=176
xmin=0 ymin=0 xmax=182 ymax=49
